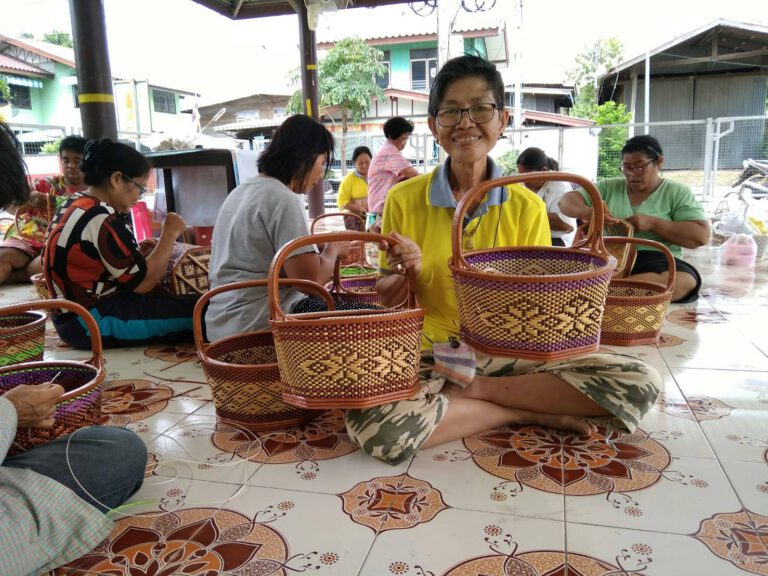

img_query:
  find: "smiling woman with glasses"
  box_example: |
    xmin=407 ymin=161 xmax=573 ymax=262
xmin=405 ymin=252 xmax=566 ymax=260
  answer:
xmin=43 ymin=138 xmax=201 ymax=350
xmin=559 ymin=134 xmax=711 ymax=303
xmin=344 ymin=55 xmax=661 ymax=469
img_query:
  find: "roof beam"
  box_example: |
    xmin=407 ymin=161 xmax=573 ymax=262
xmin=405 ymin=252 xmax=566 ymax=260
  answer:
xmin=654 ymin=47 xmax=768 ymax=68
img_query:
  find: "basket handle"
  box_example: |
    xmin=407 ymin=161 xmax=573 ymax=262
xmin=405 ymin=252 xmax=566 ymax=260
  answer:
xmin=268 ymin=231 xmax=416 ymax=321
xmin=451 ymin=172 xmax=608 ymax=270
xmin=310 ymin=211 xmax=365 ymax=234
xmin=192 ymin=278 xmax=336 ymax=357
xmin=0 ymin=298 xmax=104 ymax=375
xmin=604 ymin=237 xmax=676 ymax=296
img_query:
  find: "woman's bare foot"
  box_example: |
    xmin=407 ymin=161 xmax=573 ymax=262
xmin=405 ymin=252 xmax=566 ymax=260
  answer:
xmin=507 ymin=408 xmax=596 ymax=436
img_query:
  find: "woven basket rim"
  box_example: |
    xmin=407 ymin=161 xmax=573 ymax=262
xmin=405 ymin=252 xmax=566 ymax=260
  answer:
xmin=450 ymin=246 xmax=616 ymax=283
xmin=0 ymin=310 xmax=47 ymax=334
xmin=272 ymin=307 xmax=425 ymax=326
xmin=606 ymin=278 xmax=670 ymax=300
xmin=203 ymin=332 xmax=279 ymax=371
xmin=0 ymin=359 xmax=104 ymax=403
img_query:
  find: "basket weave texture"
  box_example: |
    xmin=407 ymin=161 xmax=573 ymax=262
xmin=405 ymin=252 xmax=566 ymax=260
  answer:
xmin=573 ymin=219 xmax=636 ymax=277
xmin=0 ymin=309 xmax=46 ymax=367
xmin=269 ymin=232 xmax=424 ymax=409
xmin=600 ymin=238 xmax=675 ymax=346
xmin=326 ymin=262 xmax=382 ymax=307
xmin=30 ymin=273 xmax=51 ymax=301
xmin=157 ymin=243 xmax=211 ymax=295
xmin=194 ymin=279 xmax=335 ymax=430
xmin=450 ymin=173 xmax=616 ymax=360
xmin=0 ymin=299 xmax=105 ymax=455
xmin=311 ymin=212 xmax=367 ymax=266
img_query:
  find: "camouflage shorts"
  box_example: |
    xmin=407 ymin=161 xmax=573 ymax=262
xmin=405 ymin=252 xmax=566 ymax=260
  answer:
xmin=345 ymin=350 xmax=661 ymax=466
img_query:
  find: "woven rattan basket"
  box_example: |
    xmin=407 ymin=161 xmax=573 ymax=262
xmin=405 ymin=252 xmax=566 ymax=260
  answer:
xmin=311 ymin=212 xmax=367 ymax=266
xmin=157 ymin=243 xmax=211 ymax=295
xmin=600 ymin=238 xmax=675 ymax=346
xmin=450 ymin=172 xmax=616 ymax=360
xmin=194 ymin=279 xmax=335 ymax=431
xmin=326 ymin=259 xmax=382 ymax=308
xmin=573 ymin=219 xmax=636 ymax=277
xmin=0 ymin=305 xmax=46 ymax=367
xmin=0 ymin=299 xmax=105 ymax=456
xmin=269 ymin=232 xmax=425 ymax=410
xmin=30 ymin=273 xmax=51 ymax=301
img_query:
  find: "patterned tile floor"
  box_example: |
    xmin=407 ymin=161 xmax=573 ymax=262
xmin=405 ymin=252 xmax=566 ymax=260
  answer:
xmin=3 ymin=246 xmax=768 ymax=575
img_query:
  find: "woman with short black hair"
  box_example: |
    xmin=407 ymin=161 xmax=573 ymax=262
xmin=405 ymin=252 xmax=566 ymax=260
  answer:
xmin=206 ymin=114 xmax=350 ymax=340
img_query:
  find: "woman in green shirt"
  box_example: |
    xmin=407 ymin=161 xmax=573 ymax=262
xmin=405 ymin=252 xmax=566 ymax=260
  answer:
xmin=559 ymin=135 xmax=710 ymax=302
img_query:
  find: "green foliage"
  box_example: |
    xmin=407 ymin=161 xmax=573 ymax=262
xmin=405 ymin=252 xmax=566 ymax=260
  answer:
xmin=43 ymin=30 xmax=73 ymax=48
xmin=568 ymin=38 xmax=623 ymax=123
xmin=318 ymin=38 xmax=386 ymax=124
xmin=0 ymin=75 xmax=9 ymax=104
xmin=496 ymin=150 xmax=520 ymax=177
xmin=286 ymin=89 xmax=304 ymax=116
xmin=20 ymin=32 xmax=34 ymax=39
xmin=594 ymin=101 xmax=632 ymax=178
xmin=41 ymin=140 xmax=62 ymax=154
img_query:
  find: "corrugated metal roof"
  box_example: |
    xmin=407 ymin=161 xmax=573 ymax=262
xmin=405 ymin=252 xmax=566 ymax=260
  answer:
xmin=0 ymin=53 xmax=52 ymax=77
xmin=315 ymin=3 xmax=503 ymax=45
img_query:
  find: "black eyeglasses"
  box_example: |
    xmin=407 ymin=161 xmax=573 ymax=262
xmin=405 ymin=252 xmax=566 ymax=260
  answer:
xmin=122 ymin=174 xmax=147 ymax=197
xmin=435 ymin=103 xmax=499 ymax=127
xmin=619 ymin=159 xmax=655 ymax=175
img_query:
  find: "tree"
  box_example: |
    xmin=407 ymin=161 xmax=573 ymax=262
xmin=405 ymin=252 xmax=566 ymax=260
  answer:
xmin=318 ymin=38 xmax=386 ymax=175
xmin=568 ymin=38 xmax=623 ymax=121
xmin=43 ymin=30 xmax=73 ymax=48
xmin=594 ymin=101 xmax=632 ymax=178
xmin=20 ymin=32 xmax=34 ymax=39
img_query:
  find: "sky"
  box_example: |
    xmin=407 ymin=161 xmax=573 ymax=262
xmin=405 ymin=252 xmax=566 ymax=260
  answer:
xmin=0 ymin=0 xmax=765 ymax=104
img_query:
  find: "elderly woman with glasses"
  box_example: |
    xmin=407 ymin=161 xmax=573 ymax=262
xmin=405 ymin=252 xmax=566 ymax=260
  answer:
xmin=559 ymin=135 xmax=710 ymax=302
xmin=43 ymin=138 xmax=199 ymax=348
xmin=345 ymin=56 xmax=661 ymax=466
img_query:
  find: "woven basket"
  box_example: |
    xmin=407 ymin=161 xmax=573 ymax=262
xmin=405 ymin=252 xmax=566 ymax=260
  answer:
xmin=753 ymin=234 xmax=768 ymax=261
xmin=326 ymin=261 xmax=382 ymax=307
xmin=573 ymin=219 xmax=636 ymax=277
xmin=600 ymin=238 xmax=675 ymax=346
xmin=0 ymin=307 xmax=46 ymax=367
xmin=269 ymin=232 xmax=425 ymax=409
xmin=194 ymin=279 xmax=334 ymax=431
xmin=311 ymin=212 xmax=367 ymax=266
xmin=13 ymin=193 xmax=54 ymax=246
xmin=450 ymin=172 xmax=616 ymax=360
xmin=0 ymin=299 xmax=105 ymax=456
xmin=157 ymin=243 xmax=211 ymax=295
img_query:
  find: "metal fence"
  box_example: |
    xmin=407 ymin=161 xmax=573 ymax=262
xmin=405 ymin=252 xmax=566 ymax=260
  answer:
xmin=13 ymin=115 xmax=768 ymax=208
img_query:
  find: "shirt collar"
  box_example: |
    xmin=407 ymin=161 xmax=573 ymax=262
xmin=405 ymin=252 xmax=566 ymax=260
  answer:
xmin=428 ymin=157 xmax=507 ymax=217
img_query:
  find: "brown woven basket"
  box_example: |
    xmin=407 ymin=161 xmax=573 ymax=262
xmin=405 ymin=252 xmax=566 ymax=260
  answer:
xmin=269 ymin=232 xmax=425 ymax=410
xmin=0 ymin=299 xmax=105 ymax=456
xmin=326 ymin=260 xmax=382 ymax=307
xmin=0 ymin=306 xmax=46 ymax=367
xmin=311 ymin=212 xmax=367 ymax=266
xmin=573 ymin=219 xmax=636 ymax=277
xmin=600 ymin=238 xmax=675 ymax=346
xmin=450 ymin=172 xmax=616 ymax=361
xmin=157 ymin=243 xmax=211 ymax=295
xmin=194 ymin=279 xmax=335 ymax=431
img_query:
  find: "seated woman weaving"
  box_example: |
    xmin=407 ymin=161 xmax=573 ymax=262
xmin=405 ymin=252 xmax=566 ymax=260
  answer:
xmin=44 ymin=139 xmax=198 ymax=349
xmin=345 ymin=55 xmax=662 ymax=465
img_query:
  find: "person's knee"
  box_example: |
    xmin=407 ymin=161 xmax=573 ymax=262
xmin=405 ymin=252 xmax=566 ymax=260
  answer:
xmin=672 ymin=272 xmax=697 ymax=302
xmin=85 ymin=426 xmax=147 ymax=480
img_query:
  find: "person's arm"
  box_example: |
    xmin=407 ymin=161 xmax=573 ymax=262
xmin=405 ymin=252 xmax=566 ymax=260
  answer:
xmin=282 ymin=241 xmax=350 ymax=287
xmin=548 ymin=212 xmax=574 ymax=232
xmin=558 ymin=190 xmax=594 ymax=221
xmin=344 ymin=197 xmax=368 ymax=214
xmin=375 ymin=232 xmax=421 ymax=307
xmin=133 ymin=213 xmax=187 ymax=293
xmin=625 ymin=214 xmax=710 ymax=248
xmin=397 ymin=166 xmax=419 ymax=181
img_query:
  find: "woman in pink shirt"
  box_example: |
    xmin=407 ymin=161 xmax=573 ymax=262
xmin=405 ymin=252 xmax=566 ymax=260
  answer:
xmin=366 ymin=116 xmax=419 ymax=230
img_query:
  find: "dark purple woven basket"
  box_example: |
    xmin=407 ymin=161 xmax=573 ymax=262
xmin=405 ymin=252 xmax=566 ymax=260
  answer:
xmin=0 ymin=299 xmax=105 ymax=456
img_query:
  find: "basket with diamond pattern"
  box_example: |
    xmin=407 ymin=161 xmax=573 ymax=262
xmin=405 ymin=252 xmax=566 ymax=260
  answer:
xmin=0 ymin=306 xmax=46 ymax=367
xmin=194 ymin=279 xmax=337 ymax=431
xmin=311 ymin=212 xmax=368 ymax=267
xmin=157 ymin=243 xmax=211 ymax=295
xmin=269 ymin=232 xmax=424 ymax=410
xmin=450 ymin=172 xmax=616 ymax=360
xmin=600 ymin=237 xmax=675 ymax=346
xmin=573 ymin=219 xmax=636 ymax=277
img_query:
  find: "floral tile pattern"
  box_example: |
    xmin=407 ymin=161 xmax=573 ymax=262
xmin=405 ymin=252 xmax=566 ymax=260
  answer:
xmin=9 ymin=248 xmax=768 ymax=574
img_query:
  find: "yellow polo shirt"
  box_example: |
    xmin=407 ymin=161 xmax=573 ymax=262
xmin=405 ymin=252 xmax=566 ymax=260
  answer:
xmin=337 ymin=171 xmax=368 ymax=209
xmin=381 ymin=160 xmax=551 ymax=349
